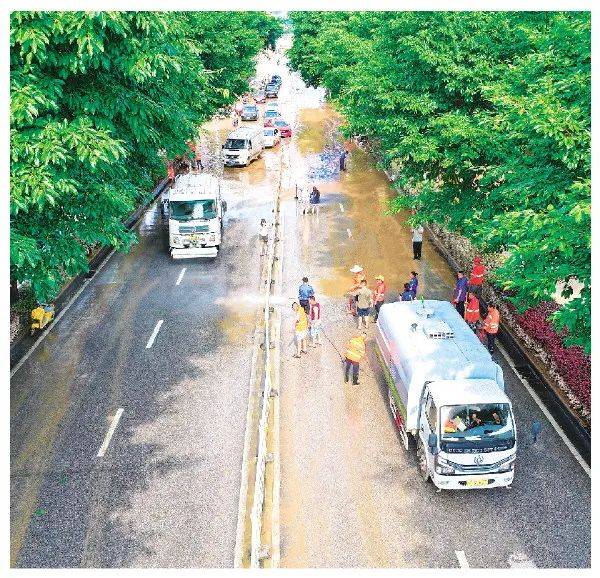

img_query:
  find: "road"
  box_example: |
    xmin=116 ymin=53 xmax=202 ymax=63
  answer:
xmin=10 ymin=37 xmax=591 ymax=569
xmin=274 ymin=44 xmax=591 ymax=569
xmin=10 ymin=60 xmax=281 ymax=566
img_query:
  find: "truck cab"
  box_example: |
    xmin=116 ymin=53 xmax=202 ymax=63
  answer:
xmin=167 ymin=173 xmax=226 ymax=259
xmin=418 ymin=379 xmax=516 ymax=489
xmin=376 ymin=300 xmax=517 ymax=490
xmin=222 ymin=126 xmax=265 ymax=167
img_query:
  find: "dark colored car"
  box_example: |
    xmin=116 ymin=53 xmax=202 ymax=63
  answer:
xmin=265 ymin=83 xmax=280 ymax=98
xmin=271 ymin=74 xmax=282 ymax=85
xmin=241 ymin=105 xmax=259 ymax=121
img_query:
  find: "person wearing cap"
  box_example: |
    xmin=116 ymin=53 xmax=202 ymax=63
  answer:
xmin=469 ymin=256 xmax=486 ymax=297
xmin=407 ymin=271 xmax=419 ymax=298
xmin=343 ymin=331 xmax=367 ymax=385
xmin=372 ymin=275 xmax=387 ymax=321
xmin=347 ymin=265 xmax=366 ymax=315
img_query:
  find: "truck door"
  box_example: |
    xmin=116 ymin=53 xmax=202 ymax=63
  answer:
xmin=420 ymin=392 xmax=438 ymax=469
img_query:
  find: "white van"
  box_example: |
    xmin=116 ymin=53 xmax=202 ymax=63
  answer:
xmin=263 ymin=127 xmax=280 ymax=148
xmin=222 ymin=126 xmax=264 ymax=167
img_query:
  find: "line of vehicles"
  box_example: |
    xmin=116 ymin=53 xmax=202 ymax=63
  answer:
xmin=165 ymin=73 xmax=286 ymax=260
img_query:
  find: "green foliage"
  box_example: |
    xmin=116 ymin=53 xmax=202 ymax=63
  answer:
xmin=11 ymin=11 xmax=281 ymax=302
xmin=290 ymin=11 xmax=591 ymax=352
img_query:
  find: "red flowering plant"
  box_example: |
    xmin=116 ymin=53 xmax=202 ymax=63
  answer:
xmin=513 ymin=302 xmax=591 ymax=413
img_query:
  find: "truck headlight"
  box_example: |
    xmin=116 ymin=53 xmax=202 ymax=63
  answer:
xmin=496 ymin=456 xmax=515 ymax=473
xmin=173 ymin=235 xmax=181 ymax=245
xmin=435 ymin=456 xmax=455 ymax=475
xmin=209 ymin=234 xmax=216 ymax=242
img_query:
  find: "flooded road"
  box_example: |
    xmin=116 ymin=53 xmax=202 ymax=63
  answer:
xmin=274 ymin=38 xmax=590 ymax=569
xmin=10 ymin=34 xmax=590 ymax=569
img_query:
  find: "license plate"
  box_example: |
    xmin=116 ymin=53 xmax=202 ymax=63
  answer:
xmin=466 ymin=479 xmax=488 ymax=487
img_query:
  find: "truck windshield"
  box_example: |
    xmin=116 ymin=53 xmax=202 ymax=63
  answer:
xmin=224 ymin=139 xmax=249 ymax=150
xmin=440 ymin=403 xmax=515 ymax=453
xmin=170 ymin=199 xmax=217 ymax=221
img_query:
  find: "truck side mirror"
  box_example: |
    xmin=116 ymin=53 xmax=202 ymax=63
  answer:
xmin=428 ymin=433 xmax=438 ymax=452
xmin=221 ymin=144 xmax=225 ymax=149
xmin=531 ymin=421 xmax=542 ymax=443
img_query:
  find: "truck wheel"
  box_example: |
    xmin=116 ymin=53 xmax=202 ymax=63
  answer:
xmin=416 ymin=440 xmax=430 ymax=482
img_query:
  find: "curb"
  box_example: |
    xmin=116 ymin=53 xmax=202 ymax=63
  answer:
xmin=425 ymin=225 xmax=591 ymax=466
xmin=10 ymin=179 xmax=169 ymax=370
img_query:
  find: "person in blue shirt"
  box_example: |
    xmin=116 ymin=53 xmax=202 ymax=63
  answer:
xmin=298 ymin=277 xmax=315 ymax=314
xmin=407 ymin=271 xmax=419 ymax=298
xmin=453 ymin=271 xmax=469 ymax=317
xmin=400 ymin=283 xmax=415 ymax=301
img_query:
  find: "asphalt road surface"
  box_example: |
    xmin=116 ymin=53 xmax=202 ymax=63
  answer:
xmin=10 ymin=70 xmax=282 ymax=567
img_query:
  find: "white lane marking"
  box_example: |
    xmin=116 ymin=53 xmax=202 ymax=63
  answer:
xmin=347 ymin=228 xmax=352 ymax=238
xmin=96 ymin=408 xmax=124 ymax=458
xmin=339 ymin=203 xmax=344 ymax=212
xmin=508 ymin=551 xmax=537 ymax=568
xmin=497 ymin=343 xmax=590 ymax=477
xmin=455 ymin=550 xmax=470 ymax=569
xmin=176 ymin=267 xmax=187 ymax=286
xmin=145 ymin=319 xmax=164 ymax=349
xmin=10 ymin=248 xmax=117 ymax=378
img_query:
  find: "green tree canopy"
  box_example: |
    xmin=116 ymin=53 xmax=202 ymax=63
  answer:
xmin=11 ymin=11 xmax=282 ymax=301
xmin=289 ymin=11 xmax=591 ymax=352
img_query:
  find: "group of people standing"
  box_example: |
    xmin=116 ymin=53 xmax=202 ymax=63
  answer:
xmin=291 ymin=277 xmax=322 ymax=358
xmin=452 ymin=257 xmax=500 ymax=354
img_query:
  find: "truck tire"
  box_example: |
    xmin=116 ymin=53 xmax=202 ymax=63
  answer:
xmin=416 ymin=440 xmax=430 ymax=482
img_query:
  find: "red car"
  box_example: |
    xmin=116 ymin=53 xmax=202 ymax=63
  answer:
xmin=273 ymin=119 xmax=292 ymax=138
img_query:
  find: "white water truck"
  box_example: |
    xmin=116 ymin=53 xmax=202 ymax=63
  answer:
xmin=376 ymin=300 xmax=518 ymax=489
xmin=167 ymin=173 xmax=226 ymax=259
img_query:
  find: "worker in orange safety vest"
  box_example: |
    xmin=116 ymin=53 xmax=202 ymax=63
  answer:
xmin=469 ymin=256 xmax=486 ymax=296
xmin=344 ymin=332 xmax=366 ymax=385
xmin=464 ymin=292 xmax=481 ymax=332
xmin=482 ymin=302 xmax=500 ymax=354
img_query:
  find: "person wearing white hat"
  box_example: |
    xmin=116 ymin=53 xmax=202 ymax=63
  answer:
xmin=347 ymin=265 xmax=366 ymax=316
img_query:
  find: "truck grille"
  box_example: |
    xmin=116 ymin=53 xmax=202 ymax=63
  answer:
xmin=179 ymin=225 xmax=209 ymax=234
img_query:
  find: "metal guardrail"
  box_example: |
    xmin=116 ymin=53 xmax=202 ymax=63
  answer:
xmin=249 ymin=154 xmax=284 ymax=568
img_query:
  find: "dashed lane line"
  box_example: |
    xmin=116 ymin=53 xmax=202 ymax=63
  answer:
xmin=455 ymin=550 xmax=470 ymax=569
xmin=339 ymin=203 xmax=344 ymax=212
xmin=497 ymin=343 xmax=590 ymax=477
xmin=176 ymin=267 xmax=187 ymax=286
xmin=96 ymin=408 xmax=124 ymax=458
xmin=347 ymin=228 xmax=352 ymax=238
xmin=145 ymin=320 xmax=164 ymax=349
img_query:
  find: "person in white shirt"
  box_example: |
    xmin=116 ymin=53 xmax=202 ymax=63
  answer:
xmin=412 ymin=225 xmax=424 ymax=260
xmin=259 ymin=218 xmax=270 ymax=256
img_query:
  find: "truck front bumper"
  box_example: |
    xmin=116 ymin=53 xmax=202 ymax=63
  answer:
xmin=171 ymin=247 xmax=218 ymax=259
xmin=432 ymin=470 xmax=514 ymax=490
